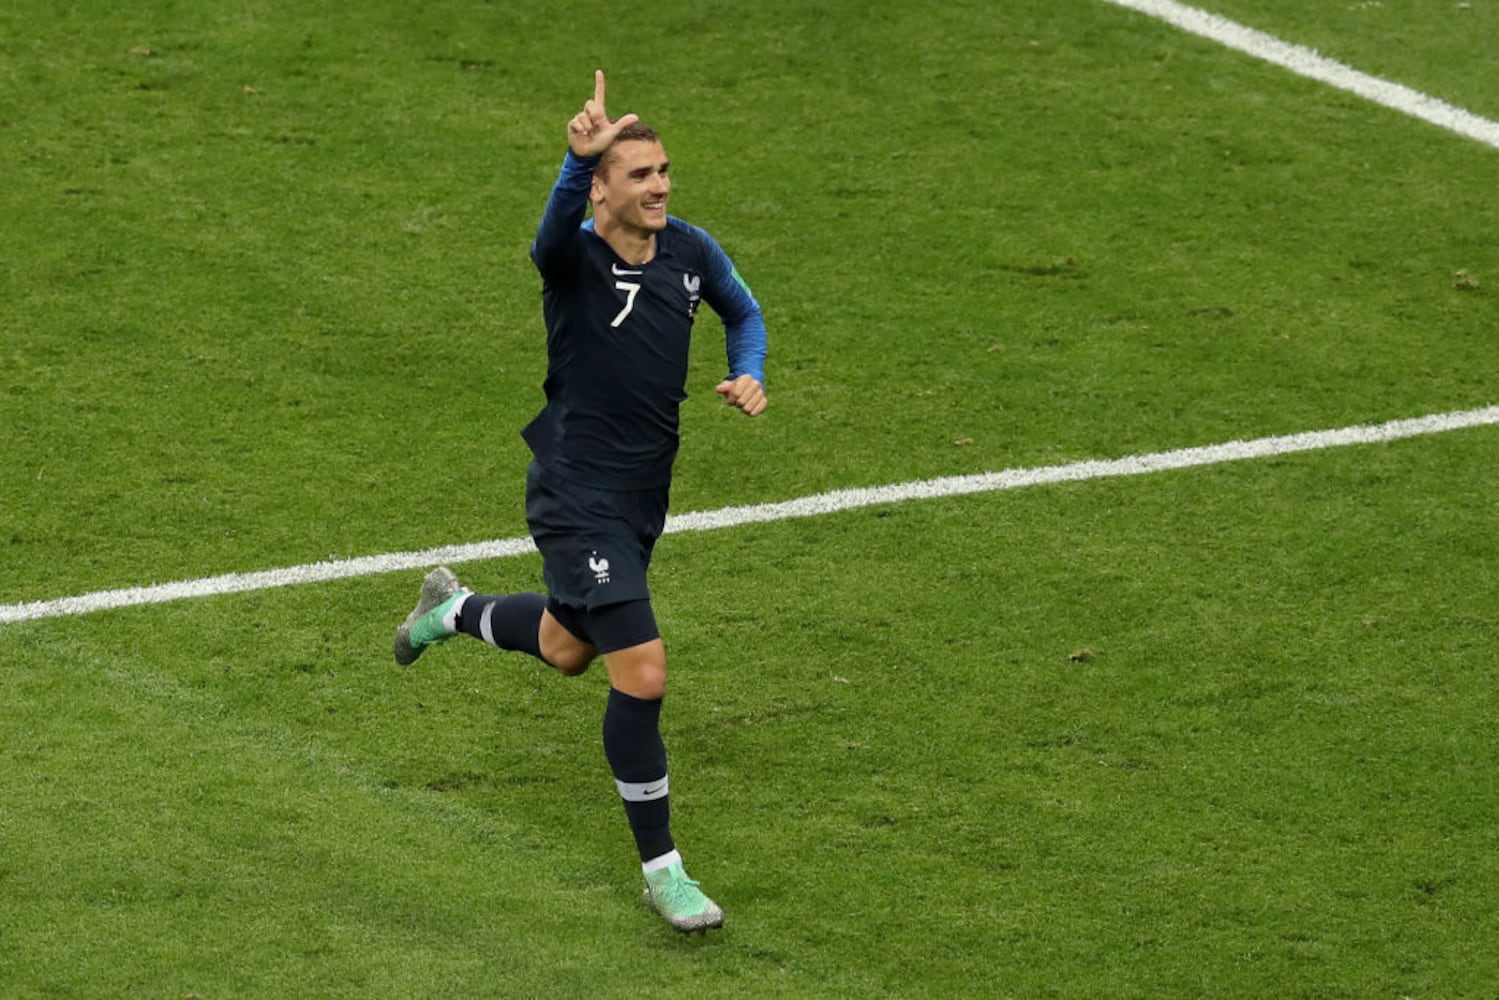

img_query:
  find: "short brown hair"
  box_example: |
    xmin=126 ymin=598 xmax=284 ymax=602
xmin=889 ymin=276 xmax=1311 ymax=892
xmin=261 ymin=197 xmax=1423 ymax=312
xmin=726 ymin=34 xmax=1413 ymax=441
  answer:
xmin=597 ymin=121 xmax=662 ymax=172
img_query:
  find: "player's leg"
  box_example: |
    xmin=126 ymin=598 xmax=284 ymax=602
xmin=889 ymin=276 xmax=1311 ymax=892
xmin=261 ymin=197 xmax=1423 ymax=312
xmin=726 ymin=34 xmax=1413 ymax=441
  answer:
xmin=393 ymin=568 xmax=600 ymax=673
xmin=453 ymin=590 xmax=543 ymax=655
xmin=395 ymin=460 xmax=605 ymax=670
xmin=454 ymin=592 xmax=598 ymax=675
xmin=594 ymin=603 xmax=723 ymax=933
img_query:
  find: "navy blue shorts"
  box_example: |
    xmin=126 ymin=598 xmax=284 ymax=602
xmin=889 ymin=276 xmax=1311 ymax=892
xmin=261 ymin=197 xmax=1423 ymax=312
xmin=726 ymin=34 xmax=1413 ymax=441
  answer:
xmin=546 ymin=597 xmax=660 ymax=655
xmin=525 ymin=461 xmax=668 ymax=651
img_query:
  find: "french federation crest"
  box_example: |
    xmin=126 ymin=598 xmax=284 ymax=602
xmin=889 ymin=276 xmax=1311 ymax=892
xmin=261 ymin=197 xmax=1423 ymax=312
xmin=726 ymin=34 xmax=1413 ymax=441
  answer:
xmin=589 ymin=554 xmax=611 ymax=585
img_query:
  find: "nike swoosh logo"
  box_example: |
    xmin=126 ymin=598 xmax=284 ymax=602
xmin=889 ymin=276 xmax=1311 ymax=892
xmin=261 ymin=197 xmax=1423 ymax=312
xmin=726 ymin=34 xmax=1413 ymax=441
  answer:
xmin=642 ymin=782 xmax=667 ymax=797
xmin=612 ymin=263 xmax=643 ymax=276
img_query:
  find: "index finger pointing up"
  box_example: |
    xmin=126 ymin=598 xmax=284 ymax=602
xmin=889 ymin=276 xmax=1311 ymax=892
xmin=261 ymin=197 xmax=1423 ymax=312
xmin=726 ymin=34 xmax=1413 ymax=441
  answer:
xmin=593 ymin=69 xmax=607 ymax=111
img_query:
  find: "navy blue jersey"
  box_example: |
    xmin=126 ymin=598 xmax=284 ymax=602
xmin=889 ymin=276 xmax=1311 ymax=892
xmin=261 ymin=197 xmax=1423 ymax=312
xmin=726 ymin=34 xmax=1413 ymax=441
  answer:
xmin=524 ymin=151 xmax=767 ymax=490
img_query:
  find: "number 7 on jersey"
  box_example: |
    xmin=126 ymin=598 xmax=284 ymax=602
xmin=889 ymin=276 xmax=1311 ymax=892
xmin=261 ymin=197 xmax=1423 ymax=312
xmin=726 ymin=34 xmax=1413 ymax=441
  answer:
xmin=611 ymin=280 xmax=641 ymax=328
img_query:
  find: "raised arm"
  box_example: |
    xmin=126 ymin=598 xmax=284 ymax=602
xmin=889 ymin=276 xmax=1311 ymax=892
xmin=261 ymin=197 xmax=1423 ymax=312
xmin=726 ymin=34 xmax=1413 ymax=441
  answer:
xmin=532 ymin=72 xmax=642 ymax=276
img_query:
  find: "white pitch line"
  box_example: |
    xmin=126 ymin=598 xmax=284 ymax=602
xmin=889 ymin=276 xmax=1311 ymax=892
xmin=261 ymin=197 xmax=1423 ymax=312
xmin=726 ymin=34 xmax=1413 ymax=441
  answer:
xmin=3 ymin=405 xmax=1497 ymax=626
xmin=1099 ymin=0 xmax=1499 ymax=150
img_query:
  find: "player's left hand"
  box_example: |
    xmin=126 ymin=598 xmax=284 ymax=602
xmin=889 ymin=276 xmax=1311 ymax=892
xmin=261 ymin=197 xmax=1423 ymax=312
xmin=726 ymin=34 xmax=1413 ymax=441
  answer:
xmin=714 ymin=375 xmax=767 ymax=417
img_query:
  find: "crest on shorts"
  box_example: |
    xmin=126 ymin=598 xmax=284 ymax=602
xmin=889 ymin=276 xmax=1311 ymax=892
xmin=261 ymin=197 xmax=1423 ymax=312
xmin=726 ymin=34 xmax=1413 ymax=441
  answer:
xmin=589 ymin=554 xmax=611 ymax=585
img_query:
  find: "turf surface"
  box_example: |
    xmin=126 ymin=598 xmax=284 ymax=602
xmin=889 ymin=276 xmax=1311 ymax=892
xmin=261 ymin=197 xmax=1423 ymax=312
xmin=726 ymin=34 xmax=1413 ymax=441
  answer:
xmin=2 ymin=1 xmax=1495 ymax=996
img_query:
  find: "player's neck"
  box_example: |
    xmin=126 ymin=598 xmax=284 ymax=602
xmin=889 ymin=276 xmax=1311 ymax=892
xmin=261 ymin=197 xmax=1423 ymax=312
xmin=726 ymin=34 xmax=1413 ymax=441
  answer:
xmin=595 ymin=221 xmax=657 ymax=266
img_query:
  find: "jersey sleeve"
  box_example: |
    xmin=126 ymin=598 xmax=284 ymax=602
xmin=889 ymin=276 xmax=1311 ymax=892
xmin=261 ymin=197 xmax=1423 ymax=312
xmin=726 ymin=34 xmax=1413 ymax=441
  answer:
xmin=530 ymin=151 xmax=600 ymax=279
xmin=694 ymin=226 xmax=768 ymax=384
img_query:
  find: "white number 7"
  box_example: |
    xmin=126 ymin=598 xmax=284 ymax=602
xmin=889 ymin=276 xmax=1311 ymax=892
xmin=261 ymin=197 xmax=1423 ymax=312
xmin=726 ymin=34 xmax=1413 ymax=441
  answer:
xmin=611 ymin=281 xmax=641 ymax=328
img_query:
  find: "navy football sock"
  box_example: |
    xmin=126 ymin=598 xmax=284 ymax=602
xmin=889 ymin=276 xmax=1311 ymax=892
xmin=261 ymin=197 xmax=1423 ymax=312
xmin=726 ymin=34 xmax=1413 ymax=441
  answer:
xmin=602 ymin=687 xmax=675 ymax=863
xmin=457 ymin=593 xmax=545 ymax=659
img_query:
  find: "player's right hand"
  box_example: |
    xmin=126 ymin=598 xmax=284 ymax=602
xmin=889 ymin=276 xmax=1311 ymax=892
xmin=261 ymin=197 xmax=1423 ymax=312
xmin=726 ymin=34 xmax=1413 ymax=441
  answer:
xmin=567 ymin=70 xmax=639 ymax=158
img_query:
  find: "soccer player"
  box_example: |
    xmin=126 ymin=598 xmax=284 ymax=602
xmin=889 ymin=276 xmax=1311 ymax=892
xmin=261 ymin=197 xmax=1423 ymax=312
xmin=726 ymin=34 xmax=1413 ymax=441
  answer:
xmin=392 ymin=71 xmax=767 ymax=933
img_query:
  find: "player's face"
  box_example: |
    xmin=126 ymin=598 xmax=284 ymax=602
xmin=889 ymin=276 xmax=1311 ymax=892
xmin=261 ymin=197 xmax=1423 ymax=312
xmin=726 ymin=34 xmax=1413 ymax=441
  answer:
xmin=592 ymin=140 xmax=671 ymax=235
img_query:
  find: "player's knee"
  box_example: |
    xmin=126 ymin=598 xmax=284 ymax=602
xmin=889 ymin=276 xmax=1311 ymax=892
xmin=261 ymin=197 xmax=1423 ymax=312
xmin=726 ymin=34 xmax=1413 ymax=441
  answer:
xmin=552 ymin=648 xmax=595 ymax=676
xmin=539 ymin=607 xmax=596 ymax=676
xmin=543 ymin=635 xmax=596 ymax=676
xmin=603 ymin=640 xmax=668 ymax=701
xmin=628 ymin=665 xmax=667 ymax=701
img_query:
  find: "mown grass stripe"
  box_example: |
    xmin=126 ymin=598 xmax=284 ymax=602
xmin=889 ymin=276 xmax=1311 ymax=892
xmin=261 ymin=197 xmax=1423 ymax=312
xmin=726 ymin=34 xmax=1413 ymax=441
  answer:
xmin=4 ymin=405 xmax=1495 ymax=625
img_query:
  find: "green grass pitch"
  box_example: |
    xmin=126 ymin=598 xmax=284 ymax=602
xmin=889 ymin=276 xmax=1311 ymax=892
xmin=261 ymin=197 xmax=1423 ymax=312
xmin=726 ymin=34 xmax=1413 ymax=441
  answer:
xmin=2 ymin=1 xmax=1496 ymax=996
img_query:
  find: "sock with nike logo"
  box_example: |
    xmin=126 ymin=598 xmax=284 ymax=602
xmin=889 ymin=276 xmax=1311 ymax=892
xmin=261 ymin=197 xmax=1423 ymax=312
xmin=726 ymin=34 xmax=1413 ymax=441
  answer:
xmin=603 ymin=686 xmax=674 ymax=862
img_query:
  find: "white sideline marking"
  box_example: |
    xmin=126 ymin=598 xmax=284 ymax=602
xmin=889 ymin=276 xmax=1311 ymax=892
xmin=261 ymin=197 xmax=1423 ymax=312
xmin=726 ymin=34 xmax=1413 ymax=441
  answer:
xmin=3 ymin=405 xmax=1497 ymax=625
xmin=1100 ymin=0 xmax=1499 ymax=150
